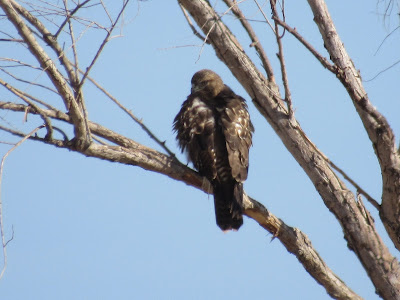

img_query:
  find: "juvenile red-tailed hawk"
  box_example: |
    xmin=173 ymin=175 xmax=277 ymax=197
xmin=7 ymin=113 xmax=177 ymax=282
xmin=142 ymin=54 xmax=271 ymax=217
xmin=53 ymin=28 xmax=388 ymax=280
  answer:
xmin=173 ymin=70 xmax=253 ymax=231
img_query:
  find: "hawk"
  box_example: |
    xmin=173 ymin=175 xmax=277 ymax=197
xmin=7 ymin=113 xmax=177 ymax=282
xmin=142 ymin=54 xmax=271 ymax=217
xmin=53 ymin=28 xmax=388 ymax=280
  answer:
xmin=173 ymin=69 xmax=254 ymax=231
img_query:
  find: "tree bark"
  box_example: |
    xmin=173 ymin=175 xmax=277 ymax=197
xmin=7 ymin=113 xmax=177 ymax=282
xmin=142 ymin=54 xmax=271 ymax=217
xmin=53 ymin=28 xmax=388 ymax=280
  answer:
xmin=307 ymin=0 xmax=400 ymax=253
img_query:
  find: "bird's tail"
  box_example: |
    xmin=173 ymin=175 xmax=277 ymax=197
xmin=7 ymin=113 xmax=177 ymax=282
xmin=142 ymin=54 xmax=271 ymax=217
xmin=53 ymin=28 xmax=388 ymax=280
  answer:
xmin=213 ymin=182 xmax=243 ymax=231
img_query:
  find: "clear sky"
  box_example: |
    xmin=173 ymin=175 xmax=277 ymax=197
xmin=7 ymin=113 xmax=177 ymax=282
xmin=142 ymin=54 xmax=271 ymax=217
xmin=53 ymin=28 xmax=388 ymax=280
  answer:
xmin=0 ymin=0 xmax=399 ymax=299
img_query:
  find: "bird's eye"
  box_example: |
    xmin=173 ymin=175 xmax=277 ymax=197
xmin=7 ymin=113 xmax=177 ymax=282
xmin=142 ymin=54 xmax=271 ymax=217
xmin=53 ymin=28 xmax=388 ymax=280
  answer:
xmin=191 ymin=80 xmax=208 ymax=93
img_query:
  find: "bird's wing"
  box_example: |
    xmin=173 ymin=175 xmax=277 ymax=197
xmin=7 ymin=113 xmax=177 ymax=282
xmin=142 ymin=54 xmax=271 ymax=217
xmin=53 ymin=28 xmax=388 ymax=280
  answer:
xmin=173 ymin=95 xmax=217 ymax=179
xmin=218 ymin=94 xmax=253 ymax=182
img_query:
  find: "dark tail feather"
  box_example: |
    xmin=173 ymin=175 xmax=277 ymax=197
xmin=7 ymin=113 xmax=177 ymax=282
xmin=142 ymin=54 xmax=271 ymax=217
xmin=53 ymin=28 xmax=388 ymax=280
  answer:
xmin=213 ymin=182 xmax=243 ymax=231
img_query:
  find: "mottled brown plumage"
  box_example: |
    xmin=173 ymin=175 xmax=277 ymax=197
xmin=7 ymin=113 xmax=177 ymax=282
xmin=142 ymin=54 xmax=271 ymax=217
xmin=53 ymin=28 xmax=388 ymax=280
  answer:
xmin=173 ymin=70 xmax=253 ymax=231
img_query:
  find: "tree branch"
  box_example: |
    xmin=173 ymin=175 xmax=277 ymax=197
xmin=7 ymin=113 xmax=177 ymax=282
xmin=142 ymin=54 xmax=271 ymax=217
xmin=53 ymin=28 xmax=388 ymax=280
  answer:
xmin=222 ymin=0 xmax=275 ymax=82
xmin=178 ymin=2 xmax=210 ymax=44
xmin=307 ymin=0 xmax=400 ymax=255
xmin=0 ymin=79 xmax=54 ymax=139
xmin=54 ymin=0 xmax=92 ymax=38
xmin=0 ymin=0 xmax=90 ymax=149
xmin=269 ymin=0 xmax=294 ymax=121
xmin=272 ymin=16 xmax=336 ymax=73
xmin=81 ymin=72 xmax=176 ymax=157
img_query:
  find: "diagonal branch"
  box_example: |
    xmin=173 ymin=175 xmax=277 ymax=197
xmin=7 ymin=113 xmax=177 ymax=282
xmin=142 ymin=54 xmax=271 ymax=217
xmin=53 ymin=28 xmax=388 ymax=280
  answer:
xmin=0 ymin=79 xmax=53 ymax=139
xmin=79 ymin=0 xmax=130 ymax=88
xmin=307 ymin=0 xmax=400 ymax=254
xmin=82 ymin=73 xmax=176 ymax=157
xmin=179 ymin=2 xmax=210 ymax=44
xmin=272 ymin=16 xmax=336 ymax=73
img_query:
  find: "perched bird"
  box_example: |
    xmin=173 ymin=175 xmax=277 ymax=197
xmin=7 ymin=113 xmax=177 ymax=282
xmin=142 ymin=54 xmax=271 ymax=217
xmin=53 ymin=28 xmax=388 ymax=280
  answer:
xmin=173 ymin=69 xmax=253 ymax=231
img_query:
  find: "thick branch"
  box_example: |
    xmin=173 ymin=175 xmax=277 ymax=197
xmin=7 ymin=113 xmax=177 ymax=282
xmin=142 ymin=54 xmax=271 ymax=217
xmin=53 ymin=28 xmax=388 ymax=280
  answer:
xmin=307 ymin=0 xmax=400 ymax=254
xmin=244 ymin=196 xmax=362 ymax=300
xmin=178 ymin=0 xmax=400 ymax=298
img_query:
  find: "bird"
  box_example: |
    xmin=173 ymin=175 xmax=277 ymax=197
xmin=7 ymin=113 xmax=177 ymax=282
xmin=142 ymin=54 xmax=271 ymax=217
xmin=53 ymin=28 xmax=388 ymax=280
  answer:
xmin=173 ymin=69 xmax=253 ymax=231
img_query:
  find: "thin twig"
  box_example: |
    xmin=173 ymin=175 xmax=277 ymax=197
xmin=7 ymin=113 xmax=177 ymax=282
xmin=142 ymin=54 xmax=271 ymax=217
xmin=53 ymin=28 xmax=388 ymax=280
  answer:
xmin=364 ymin=59 xmax=400 ymax=82
xmin=0 ymin=79 xmax=53 ymax=139
xmin=0 ymin=67 xmax=59 ymax=95
xmin=297 ymin=124 xmax=380 ymax=210
xmin=179 ymin=3 xmax=210 ymax=44
xmin=0 ymin=141 xmax=16 ymax=146
xmin=223 ymin=0 xmax=274 ymax=82
xmin=0 ymin=125 xmax=44 ymax=280
xmin=54 ymin=0 xmax=92 ymax=38
xmin=253 ymin=0 xmax=276 ymax=34
xmin=273 ymin=17 xmax=336 ymax=73
xmin=79 ymin=0 xmax=130 ymax=88
xmin=329 ymin=159 xmax=381 ymax=210
xmin=270 ymin=0 xmax=294 ymax=121
xmin=62 ymin=0 xmax=80 ymax=83
xmin=99 ymin=0 xmax=113 ymax=24
xmin=3 ymin=226 xmax=13 ymax=248
xmin=81 ymin=72 xmax=175 ymax=156
xmin=0 ymin=58 xmax=43 ymax=71
xmin=374 ymin=25 xmax=400 ymax=56
xmin=0 ymin=74 xmax=58 ymax=110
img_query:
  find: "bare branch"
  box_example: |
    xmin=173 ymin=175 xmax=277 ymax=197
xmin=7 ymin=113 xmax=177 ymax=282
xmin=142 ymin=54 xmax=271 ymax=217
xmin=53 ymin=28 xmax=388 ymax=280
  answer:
xmin=0 ymin=67 xmax=59 ymax=95
xmin=179 ymin=2 xmax=210 ymax=44
xmin=62 ymin=0 xmax=80 ymax=82
xmin=364 ymin=58 xmax=400 ymax=82
xmin=296 ymin=125 xmax=380 ymax=210
xmin=0 ymin=58 xmax=43 ymax=71
xmin=272 ymin=16 xmax=336 ymax=73
xmin=270 ymin=0 xmax=294 ymax=121
xmin=54 ymin=0 xmax=92 ymax=38
xmin=0 ymin=79 xmax=53 ymax=139
xmin=82 ymin=73 xmax=176 ymax=157
xmin=253 ymin=0 xmax=276 ymax=34
xmin=244 ymin=195 xmax=362 ymax=300
xmin=328 ymin=159 xmax=380 ymax=210
xmin=307 ymin=0 xmax=400 ymax=256
xmin=11 ymin=1 xmax=80 ymax=89
xmin=0 ymin=0 xmax=90 ymax=149
xmin=79 ymin=0 xmax=130 ymax=87
xmin=222 ymin=0 xmax=275 ymax=81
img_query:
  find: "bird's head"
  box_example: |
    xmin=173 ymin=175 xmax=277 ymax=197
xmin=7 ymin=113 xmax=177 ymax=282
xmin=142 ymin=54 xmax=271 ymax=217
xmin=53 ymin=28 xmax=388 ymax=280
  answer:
xmin=191 ymin=69 xmax=224 ymax=99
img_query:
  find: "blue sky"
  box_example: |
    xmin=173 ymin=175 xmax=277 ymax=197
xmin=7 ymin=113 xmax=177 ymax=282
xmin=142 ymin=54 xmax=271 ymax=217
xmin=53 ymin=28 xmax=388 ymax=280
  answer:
xmin=0 ymin=0 xmax=399 ymax=299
